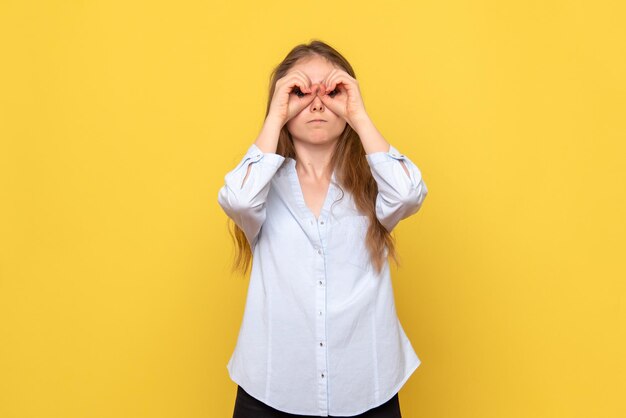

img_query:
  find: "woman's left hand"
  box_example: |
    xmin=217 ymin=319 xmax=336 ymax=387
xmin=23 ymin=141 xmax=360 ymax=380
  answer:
xmin=319 ymin=69 xmax=369 ymax=130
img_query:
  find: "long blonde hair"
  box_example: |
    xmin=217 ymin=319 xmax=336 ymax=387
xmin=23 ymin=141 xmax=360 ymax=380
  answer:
xmin=227 ymin=39 xmax=398 ymax=275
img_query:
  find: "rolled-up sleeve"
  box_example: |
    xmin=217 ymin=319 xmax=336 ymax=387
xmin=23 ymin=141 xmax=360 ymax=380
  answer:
xmin=217 ymin=143 xmax=285 ymax=249
xmin=365 ymin=144 xmax=428 ymax=232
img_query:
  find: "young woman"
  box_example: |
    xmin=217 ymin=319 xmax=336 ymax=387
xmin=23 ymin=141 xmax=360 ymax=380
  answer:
xmin=218 ymin=40 xmax=428 ymax=418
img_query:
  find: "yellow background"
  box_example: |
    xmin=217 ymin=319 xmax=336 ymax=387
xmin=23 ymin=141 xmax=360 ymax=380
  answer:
xmin=1 ymin=1 xmax=624 ymax=417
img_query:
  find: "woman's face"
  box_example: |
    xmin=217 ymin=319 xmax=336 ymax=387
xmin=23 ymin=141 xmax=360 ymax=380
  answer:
xmin=285 ymin=55 xmax=347 ymax=147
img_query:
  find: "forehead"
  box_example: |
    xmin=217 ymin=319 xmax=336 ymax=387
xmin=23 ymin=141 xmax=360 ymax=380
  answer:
xmin=291 ymin=55 xmax=338 ymax=83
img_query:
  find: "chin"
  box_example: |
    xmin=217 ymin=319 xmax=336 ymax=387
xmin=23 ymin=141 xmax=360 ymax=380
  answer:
xmin=289 ymin=127 xmax=345 ymax=145
xmin=293 ymin=133 xmax=340 ymax=146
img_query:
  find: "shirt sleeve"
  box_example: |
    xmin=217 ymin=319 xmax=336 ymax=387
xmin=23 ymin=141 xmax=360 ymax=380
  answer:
xmin=365 ymin=144 xmax=428 ymax=232
xmin=217 ymin=143 xmax=286 ymax=249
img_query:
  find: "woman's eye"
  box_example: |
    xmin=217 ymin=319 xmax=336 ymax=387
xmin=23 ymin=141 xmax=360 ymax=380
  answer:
xmin=328 ymin=87 xmax=340 ymax=97
xmin=292 ymin=86 xmax=306 ymax=98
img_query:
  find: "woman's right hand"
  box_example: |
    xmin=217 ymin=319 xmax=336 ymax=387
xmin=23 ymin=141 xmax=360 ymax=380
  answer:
xmin=267 ymin=70 xmax=321 ymax=127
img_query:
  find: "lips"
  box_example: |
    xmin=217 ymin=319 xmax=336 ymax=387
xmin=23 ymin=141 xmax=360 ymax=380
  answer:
xmin=308 ymin=119 xmax=327 ymax=123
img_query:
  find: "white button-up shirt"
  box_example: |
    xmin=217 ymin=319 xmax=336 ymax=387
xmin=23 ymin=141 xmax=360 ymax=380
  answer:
xmin=217 ymin=142 xmax=428 ymax=416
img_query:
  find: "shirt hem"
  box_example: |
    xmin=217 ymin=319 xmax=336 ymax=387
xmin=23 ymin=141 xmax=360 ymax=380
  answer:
xmin=332 ymin=356 xmax=421 ymax=417
xmin=227 ymin=357 xmax=422 ymax=417
xmin=228 ymin=365 xmax=326 ymax=416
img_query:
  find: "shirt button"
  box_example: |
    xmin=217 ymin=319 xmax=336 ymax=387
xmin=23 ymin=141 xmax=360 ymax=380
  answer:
xmin=319 ymin=280 xmax=323 ymax=286
xmin=320 ymin=220 xmax=324 ymax=225
xmin=317 ymin=249 xmax=322 ymax=255
xmin=319 ymin=310 xmax=323 ymax=315
xmin=321 ymin=373 xmax=325 ymax=378
xmin=320 ymin=342 xmax=324 ymax=347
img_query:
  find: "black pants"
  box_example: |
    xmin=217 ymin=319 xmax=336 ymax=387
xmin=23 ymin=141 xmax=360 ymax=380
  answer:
xmin=233 ymin=385 xmax=402 ymax=418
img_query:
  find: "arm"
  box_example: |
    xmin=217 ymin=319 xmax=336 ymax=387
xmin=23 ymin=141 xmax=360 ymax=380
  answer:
xmin=365 ymin=144 xmax=428 ymax=232
xmin=217 ymin=142 xmax=285 ymax=250
xmin=352 ymin=113 xmax=412 ymax=179
xmin=351 ymin=114 xmax=428 ymax=232
xmin=219 ymin=66 xmax=323 ymax=247
xmin=315 ymin=69 xmax=427 ymax=230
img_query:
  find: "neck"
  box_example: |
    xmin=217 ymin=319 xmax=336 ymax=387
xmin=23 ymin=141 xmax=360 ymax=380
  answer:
xmin=293 ymin=141 xmax=336 ymax=180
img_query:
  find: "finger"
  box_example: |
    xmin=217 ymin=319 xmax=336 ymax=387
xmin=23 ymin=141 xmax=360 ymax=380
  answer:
xmin=327 ymin=77 xmax=343 ymax=95
xmin=323 ymin=70 xmax=340 ymax=93
xmin=324 ymin=69 xmax=352 ymax=93
xmin=294 ymin=87 xmax=318 ymax=107
xmin=325 ymin=79 xmax=342 ymax=97
xmin=319 ymin=93 xmax=343 ymax=115
xmin=288 ymin=80 xmax=310 ymax=97
xmin=287 ymin=94 xmax=316 ymax=121
xmin=292 ymin=69 xmax=312 ymax=84
xmin=310 ymin=83 xmax=322 ymax=96
xmin=291 ymin=91 xmax=317 ymax=111
xmin=294 ymin=75 xmax=323 ymax=95
xmin=301 ymin=95 xmax=318 ymax=113
xmin=292 ymin=74 xmax=312 ymax=93
xmin=290 ymin=70 xmax=313 ymax=92
xmin=282 ymin=72 xmax=311 ymax=93
xmin=328 ymin=74 xmax=356 ymax=95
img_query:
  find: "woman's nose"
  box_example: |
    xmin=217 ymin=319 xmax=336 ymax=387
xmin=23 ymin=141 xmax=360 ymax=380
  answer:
xmin=310 ymin=93 xmax=324 ymax=111
xmin=308 ymin=83 xmax=324 ymax=111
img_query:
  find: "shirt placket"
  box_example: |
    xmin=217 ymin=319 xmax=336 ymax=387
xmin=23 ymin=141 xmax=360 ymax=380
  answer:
xmin=311 ymin=214 xmax=329 ymax=415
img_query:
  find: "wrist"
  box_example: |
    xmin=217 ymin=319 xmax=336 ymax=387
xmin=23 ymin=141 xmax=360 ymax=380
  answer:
xmin=350 ymin=112 xmax=373 ymax=135
xmin=255 ymin=115 xmax=285 ymax=154
xmin=351 ymin=113 xmax=390 ymax=154
xmin=265 ymin=113 xmax=286 ymax=130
